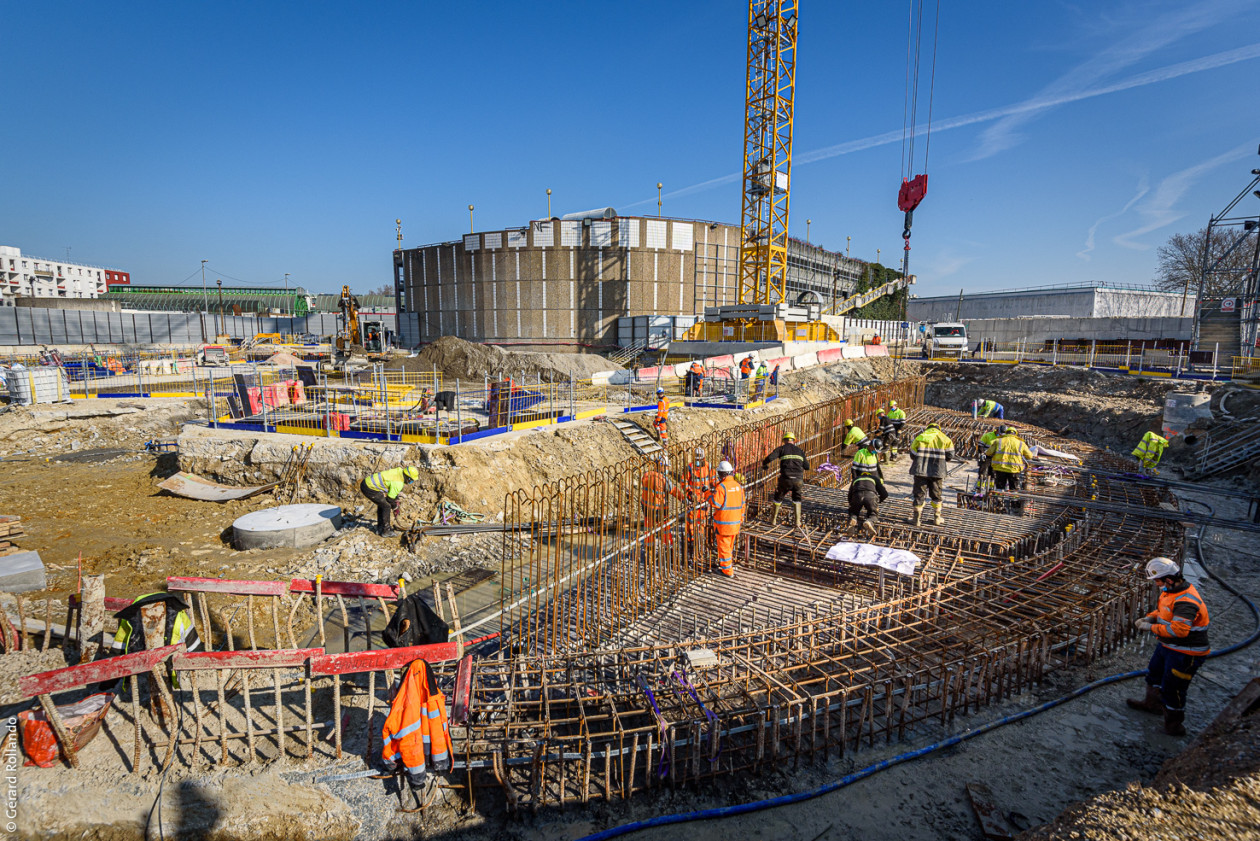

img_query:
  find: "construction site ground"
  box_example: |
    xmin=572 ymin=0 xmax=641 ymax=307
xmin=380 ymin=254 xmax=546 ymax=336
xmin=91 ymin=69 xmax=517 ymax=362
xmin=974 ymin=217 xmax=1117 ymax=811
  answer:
xmin=1 ymin=358 xmax=1258 ymax=840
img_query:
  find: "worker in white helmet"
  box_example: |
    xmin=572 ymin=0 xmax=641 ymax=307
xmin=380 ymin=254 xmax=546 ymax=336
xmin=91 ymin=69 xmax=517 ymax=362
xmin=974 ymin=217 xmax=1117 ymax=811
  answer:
xmin=708 ymin=460 xmax=745 ymax=577
xmin=1126 ymin=557 xmax=1211 ymax=735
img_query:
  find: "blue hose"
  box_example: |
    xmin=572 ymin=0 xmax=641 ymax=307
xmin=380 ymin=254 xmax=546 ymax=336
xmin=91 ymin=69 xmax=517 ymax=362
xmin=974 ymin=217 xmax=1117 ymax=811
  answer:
xmin=579 ymin=503 xmax=1260 ymax=841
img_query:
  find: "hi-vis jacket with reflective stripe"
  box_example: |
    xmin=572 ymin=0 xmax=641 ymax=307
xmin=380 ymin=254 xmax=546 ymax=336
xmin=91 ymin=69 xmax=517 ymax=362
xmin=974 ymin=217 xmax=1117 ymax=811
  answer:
xmin=656 ymin=397 xmax=670 ymax=423
xmin=682 ymin=462 xmax=716 ymax=500
xmin=851 ymin=448 xmax=881 ymax=485
xmin=709 ymin=476 xmax=745 ymax=535
xmin=641 ymin=469 xmax=680 ymax=510
xmin=909 ymin=427 xmax=955 ymax=478
xmin=843 ymin=425 xmax=866 ymax=447
xmin=887 ymin=407 xmax=907 ymax=425
xmin=979 ymin=399 xmax=999 ymax=417
xmin=1132 ymin=431 xmax=1169 ymax=467
xmin=366 ymin=467 xmax=410 ymax=500
xmin=762 ymin=442 xmax=809 ymax=481
xmin=382 ymin=659 xmax=453 ymax=785
xmin=987 ymin=433 xmax=1034 ymax=474
xmin=1146 ymin=580 xmax=1210 ymax=655
xmin=979 ymin=430 xmax=998 ymax=450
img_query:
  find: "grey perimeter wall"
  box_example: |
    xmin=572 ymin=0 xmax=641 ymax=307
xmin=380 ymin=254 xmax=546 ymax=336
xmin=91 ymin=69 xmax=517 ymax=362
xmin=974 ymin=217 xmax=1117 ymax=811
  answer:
xmin=964 ymin=316 xmax=1193 ymax=344
xmin=908 ymin=288 xmax=1196 ymax=322
xmin=395 ymin=217 xmax=866 ymax=349
xmin=0 ymin=309 xmax=349 ymax=347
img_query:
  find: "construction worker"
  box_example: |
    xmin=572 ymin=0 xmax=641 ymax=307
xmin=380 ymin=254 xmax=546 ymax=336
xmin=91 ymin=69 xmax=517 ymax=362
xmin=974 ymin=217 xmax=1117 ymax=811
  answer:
xmin=885 ymin=401 xmax=907 ymax=459
xmin=739 ymin=355 xmax=755 ymax=379
xmin=1126 ymin=557 xmax=1210 ymax=735
xmin=1132 ymin=429 xmax=1169 ymax=472
xmin=840 ymin=418 xmax=866 ymax=457
xmin=975 ymin=427 xmax=1000 ymax=495
xmin=641 ymin=455 xmax=683 ymax=549
xmin=762 ymin=431 xmax=809 ymax=527
xmin=987 ymin=425 xmax=1034 ymax=516
xmin=847 ymin=437 xmax=887 ymax=537
xmin=681 ymin=448 xmax=716 ymax=545
xmin=361 ymin=465 xmax=421 ymax=537
xmin=653 ymin=387 xmax=670 ymax=444
xmin=909 ymin=421 xmax=956 ymax=526
xmin=708 ymin=460 xmax=745 ymax=577
xmin=977 ymin=398 xmax=1005 ymax=419
xmin=686 ymin=361 xmax=705 ymax=397
xmin=755 ymin=360 xmax=769 ymax=380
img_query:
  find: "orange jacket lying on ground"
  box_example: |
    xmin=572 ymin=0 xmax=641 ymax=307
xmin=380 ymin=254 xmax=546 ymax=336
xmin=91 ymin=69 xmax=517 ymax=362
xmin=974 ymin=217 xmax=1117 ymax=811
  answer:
xmin=382 ymin=659 xmax=453 ymax=785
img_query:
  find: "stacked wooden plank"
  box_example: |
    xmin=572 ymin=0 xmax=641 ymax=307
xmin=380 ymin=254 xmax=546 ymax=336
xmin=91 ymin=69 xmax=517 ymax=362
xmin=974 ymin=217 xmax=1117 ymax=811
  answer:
xmin=0 ymin=516 xmax=24 ymax=556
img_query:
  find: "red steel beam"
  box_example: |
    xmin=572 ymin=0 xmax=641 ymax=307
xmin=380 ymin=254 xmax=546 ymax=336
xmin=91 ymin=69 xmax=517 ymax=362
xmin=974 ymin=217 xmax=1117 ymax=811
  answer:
xmin=172 ymin=647 xmax=323 ymax=672
xmin=290 ymin=578 xmax=400 ymax=599
xmin=19 ymin=644 xmax=182 ymax=698
xmin=310 ymin=641 xmax=459 ymax=676
xmin=167 ymin=576 xmax=288 ymax=597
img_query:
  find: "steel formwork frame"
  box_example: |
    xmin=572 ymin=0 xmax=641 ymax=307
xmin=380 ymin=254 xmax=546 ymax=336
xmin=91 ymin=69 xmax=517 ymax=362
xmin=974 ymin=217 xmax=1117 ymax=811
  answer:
xmin=737 ymin=0 xmax=798 ymax=308
xmin=1191 ymin=155 xmax=1260 ymax=352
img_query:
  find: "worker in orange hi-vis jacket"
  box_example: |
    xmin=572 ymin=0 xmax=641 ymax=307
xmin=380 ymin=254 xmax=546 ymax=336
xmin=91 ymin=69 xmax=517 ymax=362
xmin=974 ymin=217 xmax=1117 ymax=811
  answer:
xmin=708 ymin=460 xmax=745 ymax=577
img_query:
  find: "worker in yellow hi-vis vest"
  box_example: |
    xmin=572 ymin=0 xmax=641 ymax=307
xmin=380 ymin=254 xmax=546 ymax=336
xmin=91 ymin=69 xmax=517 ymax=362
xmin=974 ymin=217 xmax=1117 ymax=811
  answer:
xmin=362 ymin=466 xmax=420 ymax=537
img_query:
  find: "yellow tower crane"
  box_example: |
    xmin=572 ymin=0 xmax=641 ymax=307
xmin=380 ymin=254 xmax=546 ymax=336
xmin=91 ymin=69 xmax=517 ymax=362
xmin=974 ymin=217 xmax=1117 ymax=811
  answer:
xmin=685 ymin=0 xmax=838 ymax=344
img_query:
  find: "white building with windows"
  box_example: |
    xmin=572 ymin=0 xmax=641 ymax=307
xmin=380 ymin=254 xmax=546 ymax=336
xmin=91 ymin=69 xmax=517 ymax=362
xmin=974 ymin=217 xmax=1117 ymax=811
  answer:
xmin=0 ymin=245 xmax=130 ymax=306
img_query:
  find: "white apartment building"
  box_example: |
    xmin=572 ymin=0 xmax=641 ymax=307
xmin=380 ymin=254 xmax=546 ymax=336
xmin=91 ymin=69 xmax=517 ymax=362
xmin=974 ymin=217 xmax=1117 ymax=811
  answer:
xmin=0 ymin=245 xmax=130 ymax=306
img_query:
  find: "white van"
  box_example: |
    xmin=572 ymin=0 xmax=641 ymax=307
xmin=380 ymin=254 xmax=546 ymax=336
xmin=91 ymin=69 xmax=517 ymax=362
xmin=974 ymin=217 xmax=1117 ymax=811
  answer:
xmin=920 ymin=322 xmax=968 ymax=358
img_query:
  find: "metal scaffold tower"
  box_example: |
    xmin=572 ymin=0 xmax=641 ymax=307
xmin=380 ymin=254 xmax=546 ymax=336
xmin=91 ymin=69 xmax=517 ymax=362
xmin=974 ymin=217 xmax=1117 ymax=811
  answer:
xmin=1192 ymin=146 xmax=1260 ymax=355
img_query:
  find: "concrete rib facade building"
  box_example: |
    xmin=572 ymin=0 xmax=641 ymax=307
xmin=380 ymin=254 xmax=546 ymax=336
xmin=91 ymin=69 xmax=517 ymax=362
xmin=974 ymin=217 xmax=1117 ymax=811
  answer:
xmin=0 ymin=246 xmax=129 ymax=306
xmin=392 ymin=215 xmax=867 ymax=348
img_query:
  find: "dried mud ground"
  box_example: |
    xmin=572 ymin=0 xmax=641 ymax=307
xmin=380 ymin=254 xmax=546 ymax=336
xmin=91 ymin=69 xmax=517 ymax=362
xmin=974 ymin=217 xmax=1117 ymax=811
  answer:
xmin=1 ymin=360 xmax=1258 ymax=840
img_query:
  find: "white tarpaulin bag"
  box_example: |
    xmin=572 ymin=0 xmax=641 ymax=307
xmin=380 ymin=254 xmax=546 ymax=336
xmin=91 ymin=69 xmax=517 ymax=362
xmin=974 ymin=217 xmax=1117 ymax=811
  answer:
xmin=824 ymin=542 xmax=920 ymax=576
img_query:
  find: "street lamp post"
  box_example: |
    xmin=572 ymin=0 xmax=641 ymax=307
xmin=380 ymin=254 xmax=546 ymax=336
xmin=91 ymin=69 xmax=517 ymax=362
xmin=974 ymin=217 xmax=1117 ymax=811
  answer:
xmin=657 ymin=182 xmax=663 ymax=217
xmin=846 ymin=236 xmax=851 ymax=258
xmin=546 ymin=188 xmax=551 ymax=218
xmin=216 ymin=279 xmax=226 ymax=339
xmin=806 ymin=219 xmax=811 ymax=242
xmin=468 ymin=204 xmax=475 ymax=233
xmin=200 ymin=260 xmax=209 ymax=342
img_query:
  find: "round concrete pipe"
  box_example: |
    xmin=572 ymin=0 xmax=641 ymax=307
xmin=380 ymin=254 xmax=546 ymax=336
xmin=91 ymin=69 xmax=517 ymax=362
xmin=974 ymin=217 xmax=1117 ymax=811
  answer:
xmin=232 ymin=504 xmax=342 ymax=550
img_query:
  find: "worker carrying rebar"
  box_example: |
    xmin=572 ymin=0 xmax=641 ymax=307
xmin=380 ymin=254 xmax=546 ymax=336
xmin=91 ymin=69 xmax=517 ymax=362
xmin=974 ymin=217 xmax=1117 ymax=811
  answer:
xmin=361 ymin=466 xmax=420 ymax=537
xmin=653 ymin=387 xmax=670 ymax=444
xmin=974 ymin=427 xmax=1000 ymax=495
xmin=762 ymin=431 xmax=809 ymax=528
xmin=682 ymin=448 xmax=716 ymax=545
xmin=976 ymin=398 xmax=1005 ymax=419
xmin=847 ymin=437 xmax=888 ymax=537
xmin=739 ymin=355 xmax=755 ymax=379
xmin=987 ymin=426 xmax=1034 ymax=516
xmin=1126 ymin=557 xmax=1210 ymax=736
xmin=839 ymin=418 xmax=866 ymax=457
xmin=685 ymin=361 xmax=705 ymax=397
xmin=1132 ymin=429 xmax=1169 ymax=472
xmin=909 ymin=421 xmax=956 ymax=526
xmin=641 ymin=455 xmax=684 ymax=549
xmin=708 ymin=460 xmax=745 ymax=577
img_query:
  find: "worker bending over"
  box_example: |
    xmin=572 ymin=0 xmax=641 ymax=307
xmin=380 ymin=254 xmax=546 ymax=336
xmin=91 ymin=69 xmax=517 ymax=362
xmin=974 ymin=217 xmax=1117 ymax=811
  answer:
xmin=762 ymin=431 xmax=809 ymax=527
xmin=1127 ymin=557 xmax=1210 ymax=735
xmin=840 ymin=418 xmax=866 ymax=457
xmin=681 ymin=448 xmax=716 ymax=548
xmin=361 ymin=466 xmax=420 ymax=537
xmin=1132 ymin=429 xmax=1168 ymax=472
xmin=987 ymin=426 xmax=1034 ymax=516
xmin=653 ymin=387 xmax=670 ymax=444
xmin=708 ymin=460 xmax=745 ymax=577
xmin=847 ymin=437 xmax=887 ymax=537
xmin=909 ymin=421 xmax=956 ymax=526
xmin=977 ymin=398 xmax=1005 ymax=419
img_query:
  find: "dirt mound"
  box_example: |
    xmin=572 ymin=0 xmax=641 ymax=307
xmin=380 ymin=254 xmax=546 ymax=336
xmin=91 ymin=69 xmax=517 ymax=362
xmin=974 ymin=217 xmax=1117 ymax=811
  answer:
xmin=388 ymin=336 xmax=622 ymax=383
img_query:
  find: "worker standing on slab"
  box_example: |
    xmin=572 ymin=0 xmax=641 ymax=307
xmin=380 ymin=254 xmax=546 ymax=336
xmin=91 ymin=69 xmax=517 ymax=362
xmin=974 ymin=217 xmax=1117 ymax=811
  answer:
xmin=653 ymin=387 xmax=670 ymax=444
xmin=641 ymin=455 xmax=682 ymax=549
xmin=987 ymin=426 xmax=1034 ymax=516
xmin=1132 ymin=429 xmax=1169 ymax=472
xmin=686 ymin=361 xmax=705 ymax=397
xmin=682 ymin=448 xmax=716 ymax=547
xmin=847 ymin=437 xmax=887 ymax=537
xmin=739 ymin=355 xmax=755 ymax=379
xmin=909 ymin=421 xmax=956 ymax=526
xmin=708 ymin=460 xmax=745 ymax=577
xmin=976 ymin=398 xmax=1005 ymax=419
xmin=1127 ymin=557 xmax=1210 ymax=735
xmin=361 ymin=466 xmax=420 ymax=537
xmin=755 ymin=360 xmax=769 ymax=380
xmin=974 ymin=427 xmax=1000 ymax=495
xmin=840 ymin=418 xmax=866 ymax=457
xmin=881 ymin=401 xmax=908 ymax=461
xmin=761 ymin=431 xmax=809 ymax=528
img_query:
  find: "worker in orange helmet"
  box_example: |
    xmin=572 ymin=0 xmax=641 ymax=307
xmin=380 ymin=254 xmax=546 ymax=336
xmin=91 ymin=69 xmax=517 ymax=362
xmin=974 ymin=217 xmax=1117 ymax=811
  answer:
xmin=708 ymin=460 xmax=745 ymax=577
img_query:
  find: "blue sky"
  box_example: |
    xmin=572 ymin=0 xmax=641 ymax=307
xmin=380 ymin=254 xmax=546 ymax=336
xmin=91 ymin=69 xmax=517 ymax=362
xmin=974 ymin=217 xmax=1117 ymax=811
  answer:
xmin=2 ymin=1 xmax=1258 ymax=299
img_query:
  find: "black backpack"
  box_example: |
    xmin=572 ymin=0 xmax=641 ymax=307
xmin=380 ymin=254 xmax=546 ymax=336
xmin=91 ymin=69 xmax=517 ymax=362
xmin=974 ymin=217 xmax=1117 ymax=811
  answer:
xmin=382 ymin=592 xmax=450 ymax=648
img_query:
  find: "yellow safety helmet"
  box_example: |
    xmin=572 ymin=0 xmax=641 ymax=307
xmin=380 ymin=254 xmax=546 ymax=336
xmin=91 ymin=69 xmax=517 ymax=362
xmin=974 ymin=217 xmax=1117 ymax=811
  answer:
xmin=403 ymin=466 xmax=420 ymax=482
xmin=783 ymin=431 xmax=796 ymax=441
xmin=889 ymin=400 xmax=898 ymax=408
xmin=844 ymin=419 xmax=854 ymax=428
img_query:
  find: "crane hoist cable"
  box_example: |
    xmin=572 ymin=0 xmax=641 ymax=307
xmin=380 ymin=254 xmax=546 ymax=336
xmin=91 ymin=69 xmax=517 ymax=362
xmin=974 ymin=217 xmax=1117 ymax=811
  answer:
xmin=898 ymin=0 xmax=940 ymax=278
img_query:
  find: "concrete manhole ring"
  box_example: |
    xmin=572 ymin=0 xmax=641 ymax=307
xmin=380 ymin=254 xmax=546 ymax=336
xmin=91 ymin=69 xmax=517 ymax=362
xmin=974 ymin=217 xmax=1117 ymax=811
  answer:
xmin=232 ymin=504 xmax=342 ymax=550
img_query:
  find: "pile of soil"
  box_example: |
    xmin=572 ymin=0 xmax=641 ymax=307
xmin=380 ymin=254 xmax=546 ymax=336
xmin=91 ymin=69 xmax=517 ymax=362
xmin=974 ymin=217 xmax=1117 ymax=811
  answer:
xmin=388 ymin=336 xmax=622 ymax=383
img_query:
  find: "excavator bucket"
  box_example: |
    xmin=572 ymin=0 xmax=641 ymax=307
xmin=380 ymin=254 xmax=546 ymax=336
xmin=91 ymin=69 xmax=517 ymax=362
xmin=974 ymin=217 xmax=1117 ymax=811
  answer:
xmin=898 ymin=174 xmax=928 ymax=213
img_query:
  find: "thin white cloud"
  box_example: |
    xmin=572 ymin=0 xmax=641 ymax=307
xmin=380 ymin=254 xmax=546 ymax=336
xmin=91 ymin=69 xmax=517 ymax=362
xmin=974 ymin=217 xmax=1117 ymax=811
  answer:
xmin=1113 ymin=143 xmax=1255 ymax=250
xmin=926 ymin=250 xmax=973 ymax=278
xmin=1077 ymin=175 xmax=1150 ymax=260
xmin=620 ymin=42 xmax=1260 ymax=209
xmin=970 ymin=1 xmax=1239 ymax=161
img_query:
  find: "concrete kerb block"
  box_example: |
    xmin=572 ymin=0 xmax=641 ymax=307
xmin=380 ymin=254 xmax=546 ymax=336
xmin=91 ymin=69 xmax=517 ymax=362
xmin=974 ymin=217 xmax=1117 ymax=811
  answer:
xmin=841 ymin=346 xmax=867 ymax=359
xmin=792 ymin=352 xmax=818 ymax=370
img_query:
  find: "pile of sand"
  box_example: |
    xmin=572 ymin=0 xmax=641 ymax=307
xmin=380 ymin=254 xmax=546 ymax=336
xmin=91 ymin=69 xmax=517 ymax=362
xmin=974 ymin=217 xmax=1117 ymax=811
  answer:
xmin=388 ymin=336 xmax=622 ymax=383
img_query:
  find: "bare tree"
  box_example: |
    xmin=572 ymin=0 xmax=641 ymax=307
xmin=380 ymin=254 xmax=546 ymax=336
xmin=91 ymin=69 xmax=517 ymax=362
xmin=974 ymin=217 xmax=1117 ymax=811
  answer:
xmin=368 ymin=283 xmax=395 ymax=296
xmin=1154 ymin=226 xmax=1259 ymax=298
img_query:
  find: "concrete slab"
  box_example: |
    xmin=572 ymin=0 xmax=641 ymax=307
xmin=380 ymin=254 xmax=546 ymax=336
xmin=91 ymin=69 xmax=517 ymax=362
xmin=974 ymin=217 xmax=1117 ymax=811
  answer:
xmin=232 ymin=504 xmax=342 ymax=550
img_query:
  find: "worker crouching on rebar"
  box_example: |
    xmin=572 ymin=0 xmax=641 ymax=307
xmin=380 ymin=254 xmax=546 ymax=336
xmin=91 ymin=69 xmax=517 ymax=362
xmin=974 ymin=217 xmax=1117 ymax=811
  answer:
xmin=1132 ymin=428 xmax=1169 ymax=474
xmin=1127 ymin=557 xmax=1210 ymax=735
xmin=708 ymin=461 xmax=745 ymax=577
xmin=909 ymin=421 xmax=956 ymax=526
xmin=986 ymin=426 xmax=1033 ymax=516
xmin=762 ymin=431 xmax=809 ymax=528
xmin=847 ymin=437 xmax=888 ymax=537
xmin=361 ymin=466 xmax=420 ymax=537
